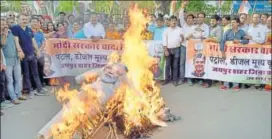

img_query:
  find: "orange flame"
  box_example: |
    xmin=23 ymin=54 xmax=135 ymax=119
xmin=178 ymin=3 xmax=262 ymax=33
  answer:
xmin=50 ymin=4 xmax=166 ymax=139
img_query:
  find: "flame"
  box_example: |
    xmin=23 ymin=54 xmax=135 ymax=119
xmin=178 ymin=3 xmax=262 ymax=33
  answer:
xmin=50 ymin=4 xmax=166 ymax=139
xmin=120 ymin=4 xmax=167 ymax=136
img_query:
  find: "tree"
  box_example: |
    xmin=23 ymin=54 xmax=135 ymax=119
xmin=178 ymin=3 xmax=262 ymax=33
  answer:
xmin=154 ymin=0 xmax=171 ymax=15
xmin=1 ymin=1 xmax=22 ymax=13
xmin=221 ymin=1 xmax=232 ymax=15
xmin=56 ymin=1 xmax=79 ymax=13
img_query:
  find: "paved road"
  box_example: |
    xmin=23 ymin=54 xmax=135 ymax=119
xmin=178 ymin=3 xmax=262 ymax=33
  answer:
xmin=1 ymin=84 xmax=271 ymax=139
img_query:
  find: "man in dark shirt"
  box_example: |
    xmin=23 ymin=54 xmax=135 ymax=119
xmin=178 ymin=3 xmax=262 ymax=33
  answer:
xmin=12 ymin=14 xmax=48 ymax=99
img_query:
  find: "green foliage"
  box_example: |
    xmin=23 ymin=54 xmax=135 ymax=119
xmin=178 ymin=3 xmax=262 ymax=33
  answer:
xmin=184 ymin=1 xmax=206 ymax=13
xmin=1 ymin=1 xmax=22 ymax=12
xmin=175 ymin=1 xmax=232 ymax=16
xmin=56 ymin=1 xmax=79 ymax=13
xmin=221 ymin=1 xmax=232 ymax=15
xmin=93 ymin=1 xmax=113 ymax=14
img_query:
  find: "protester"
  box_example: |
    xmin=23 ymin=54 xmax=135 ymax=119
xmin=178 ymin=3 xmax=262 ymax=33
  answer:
xmin=52 ymin=22 xmax=68 ymax=38
xmin=162 ymin=16 xmax=184 ymax=86
xmin=141 ymin=24 xmax=153 ymax=40
xmin=116 ymin=17 xmax=124 ymax=32
xmin=245 ymin=13 xmax=266 ymax=44
xmin=119 ymin=23 xmax=130 ymax=39
xmin=12 ymin=14 xmax=48 ymax=99
xmin=206 ymin=15 xmax=223 ymax=43
xmin=57 ymin=12 xmax=67 ymax=23
xmin=68 ymin=14 xmax=75 ymax=26
xmin=71 ymin=22 xmax=86 ymax=39
xmin=202 ymin=15 xmax=223 ymax=88
xmin=105 ymin=23 xmax=120 ymax=40
xmin=265 ymin=15 xmax=271 ymax=43
xmin=148 ymin=17 xmax=167 ymax=41
xmin=0 ymin=48 xmax=7 ymax=115
xmin=261 ymin=13 xmax=268 ymax=26
xmin=83 ymin=13 xmax=105 ymax=41
xmin=44 ymin=22 xmax=56 ymax=38
xmin=178 ymin=1 xmax=197 ymax=86
xmin=163 ymin=15 xmax=170 ymax=27
xmin=196 ymin=12 xmax=209 ymax=39
xmin=191 ymin=12 xmax=209 ymax=86
xmin=220 ymin=16 xmax=249 ymax=91
xmin=37 ymin=15 xmax=47 ymax=31
xmin=31 ymin=17 xmax=48 ymax=86
xmin=264 ymin=15 xmax=272 ymax=92
xmin=246 ymin=13 xmax=267 ymax=90
xmin=222 ymin=15 xmax=231 ymax=33
xmin=43 ymin=15 xmax=52 ymax=23
xmin=149 ymin=14 xmax=157 ymax=26
xmin=239 ymin=13 xmax=249 ymax=33
xmin=1 ymin=18 xmax=27 ymax=104
xmin=178 ymin=1 xmax=190 ymax=28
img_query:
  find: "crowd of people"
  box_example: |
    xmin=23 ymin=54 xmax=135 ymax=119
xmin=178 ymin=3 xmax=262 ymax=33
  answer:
xmin=0 ymin=2 xmax=271 ymax=116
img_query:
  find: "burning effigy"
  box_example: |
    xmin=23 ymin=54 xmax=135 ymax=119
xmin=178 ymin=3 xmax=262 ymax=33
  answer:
xmin=37 ymin=5 xmax=180 ymax=139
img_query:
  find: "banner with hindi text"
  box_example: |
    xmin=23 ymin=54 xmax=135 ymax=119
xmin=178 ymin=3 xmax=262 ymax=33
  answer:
xmin=43 ymin=39 xmax=166 ymax=80
xmin=185 ymin=39 xmax=271 ymax=84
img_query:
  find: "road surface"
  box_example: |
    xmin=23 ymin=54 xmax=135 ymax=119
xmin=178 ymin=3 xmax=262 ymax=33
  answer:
xmin=1 ymin=84 xmax=271 ymax=139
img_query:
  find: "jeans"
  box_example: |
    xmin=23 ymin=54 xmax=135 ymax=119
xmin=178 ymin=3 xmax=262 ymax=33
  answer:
xmin=21 ymin=55 xmax=42 ymax=92
xmin=5 ymin=58 xmax=23 ymax=100
xmin=0 ymin=70 xmax=7 ymax=102
xmin=179 ymin=46 xmax=186 ymax=81
xmin=224 ymin=82 xmax=239 ymax=88
xmin=165 ymin=47 xmax=180 ymax=81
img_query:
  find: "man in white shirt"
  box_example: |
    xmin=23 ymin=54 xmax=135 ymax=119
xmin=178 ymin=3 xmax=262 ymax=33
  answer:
xmin=245 ymin=13 xmax=266 ymax=44
xmin=83 ymin=13 xmax=105 ymax=42
xmin=179 ymin=3 xmax=196 ymax=85
xmin=178 ymin=1 xmax=189 ymax=28
xmin=239 ymin=13 xmax=249 ymax=33
xmin=189 ymin=12 xmax=209 ymax=86
xmin=162 ymin=16 xmax=184 ymax=86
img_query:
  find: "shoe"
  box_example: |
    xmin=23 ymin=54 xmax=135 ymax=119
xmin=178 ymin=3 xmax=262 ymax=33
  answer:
xmin=220 ymin=85 xmax=228 ymax=91
xmin=198 ymin=80 xmax=203 ymax=86
xmin=18 ymin=96 xmax=28 ymax=100
xmin=188 ymin=80 xmax=193 ymax=86
xmin=244 ymin=84 xmax=251 ymax=89
xmin=11 ymin=99 xmax=21 ymax=105
xmin=255 ymin=86 xmax=263 ymax=91
xmin=1 ymin=101 xmax=14 ymax=109
xmin=178 ymin=80 xmax=185 ymax=85
xmin=173 ymin=81 xmax=179 ymax=87
xmin=29 ymin=90 xmax=36 ymax=99
xmin=35 ymin=90 xmax=50 ymax=96
xmin=41 ymin=87 xmax=49 ymax=92
xmin=161 ymin=80 xmax=170 ymax=85
xmin=202 ymin=83 xmax=210 ymax=88
xmin=233 ymin=86 xmax=240 ymax=92
xmin=265 ymin=88 xmax=271 ymax=92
